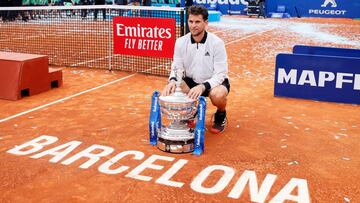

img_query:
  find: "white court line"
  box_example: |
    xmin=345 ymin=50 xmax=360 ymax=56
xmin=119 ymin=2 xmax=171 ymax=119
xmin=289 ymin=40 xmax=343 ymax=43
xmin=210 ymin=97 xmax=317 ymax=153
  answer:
xmin=0 ymin=74 xmax=136 ymax=123
xmin=141 ymin=61 xmax=172 ymax=73
xmin=224 ymin=27 xmax=277 ymax=46
xmin=212 ymin=28 xmax=235 ymax=34
xmin=0 ymin=33 xmax=55 ymax=42
xmin=70 ymin=55 xmax=113 ymax=67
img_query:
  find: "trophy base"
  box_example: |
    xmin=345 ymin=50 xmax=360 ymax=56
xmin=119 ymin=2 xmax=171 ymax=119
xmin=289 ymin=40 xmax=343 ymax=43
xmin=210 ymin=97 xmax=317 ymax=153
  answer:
xmin=157 ymin=137 xmax=194 ymax=153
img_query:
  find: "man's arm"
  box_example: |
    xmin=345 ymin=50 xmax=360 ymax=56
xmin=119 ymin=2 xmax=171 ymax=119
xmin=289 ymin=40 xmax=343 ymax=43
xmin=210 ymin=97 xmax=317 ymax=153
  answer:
xmin=203 ymin=40 xmax=228 ymax=92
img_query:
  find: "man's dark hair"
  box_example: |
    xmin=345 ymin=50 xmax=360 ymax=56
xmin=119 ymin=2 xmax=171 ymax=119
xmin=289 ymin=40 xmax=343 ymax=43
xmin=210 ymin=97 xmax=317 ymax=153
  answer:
xmin=187 ymin=5 xmax=208 ymax=21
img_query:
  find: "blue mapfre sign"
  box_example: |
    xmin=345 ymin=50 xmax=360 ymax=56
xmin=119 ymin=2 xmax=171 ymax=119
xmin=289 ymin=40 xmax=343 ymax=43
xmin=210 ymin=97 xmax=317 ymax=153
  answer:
xmin=274 ymin=46 xmax=360 ymax=104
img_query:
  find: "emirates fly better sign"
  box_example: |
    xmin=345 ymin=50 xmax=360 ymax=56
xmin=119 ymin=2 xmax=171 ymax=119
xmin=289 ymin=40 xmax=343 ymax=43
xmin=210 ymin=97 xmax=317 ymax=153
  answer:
xmin=113 ymin=17 xmax=176 ymax=58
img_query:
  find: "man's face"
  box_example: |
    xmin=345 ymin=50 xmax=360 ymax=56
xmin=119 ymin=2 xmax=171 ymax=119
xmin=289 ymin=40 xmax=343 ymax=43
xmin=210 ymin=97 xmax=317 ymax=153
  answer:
xmin=188 ymin=14 xmax=208 ymax=37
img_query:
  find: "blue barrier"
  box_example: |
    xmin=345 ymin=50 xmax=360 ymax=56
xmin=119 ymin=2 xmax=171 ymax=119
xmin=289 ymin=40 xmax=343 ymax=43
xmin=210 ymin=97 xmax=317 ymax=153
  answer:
xmin=194 ymin=1 xmax=246 ymax=15
xmin=274 ymin=46 xmax=360 ymax=104
xmin=267 ymin=0 xmax=360 ymax=18
xmin=193 ymin=0 xmax=360 ymax=18
xmin=269 ymin=4 xmax=291 ymax=18
xmin=208 ymin=10 xmax=221 ymax=22
xmin=293 ymin=45 xmax=360 ymax=58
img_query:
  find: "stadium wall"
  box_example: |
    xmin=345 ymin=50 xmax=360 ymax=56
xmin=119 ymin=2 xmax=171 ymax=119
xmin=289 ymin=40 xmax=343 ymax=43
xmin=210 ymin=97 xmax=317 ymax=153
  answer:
xmin=192 ymin=0 xmax=360 ymax=18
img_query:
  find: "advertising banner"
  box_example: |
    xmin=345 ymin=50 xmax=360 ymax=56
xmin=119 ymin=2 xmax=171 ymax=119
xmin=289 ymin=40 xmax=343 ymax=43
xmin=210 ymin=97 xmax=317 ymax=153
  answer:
xmin=194 ymin=0 xmax=247 ymax=15
xmin=193 ymin=0 xmax=360 ymax=18
xmin=113 ymin=17 xmax=176 ymax=58
xmin=267 ymin=0 xmax=360 ymax=18
xmin=274 ymin=53 xmax=360 ymax=104
xmin=293 ymin=45 xmax=360 ymax=58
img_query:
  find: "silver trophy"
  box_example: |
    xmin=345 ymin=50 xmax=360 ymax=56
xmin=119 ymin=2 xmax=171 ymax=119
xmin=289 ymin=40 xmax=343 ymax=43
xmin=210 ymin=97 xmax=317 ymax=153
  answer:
xmin=157 ymin=68 xmax=197 ymax=153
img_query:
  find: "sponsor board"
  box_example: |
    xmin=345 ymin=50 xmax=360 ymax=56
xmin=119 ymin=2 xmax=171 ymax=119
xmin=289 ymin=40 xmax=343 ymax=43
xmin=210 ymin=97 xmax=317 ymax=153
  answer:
xmin=194 ymin=0 xmax=247 ymax=15
xmin=197 ymin=0 xmax=359 ymax=18
xmin=265 ymin=0 xmax=359 ymax=18
xmin=308 ymin=0 xmax=347 ymax=16
xmin=113 ymin=17 xmax=176 ymax=58
xmin=195 ymin=0 xmax=248 ymax=5
xmin=274 ymin=52 xmax=360 ymax=104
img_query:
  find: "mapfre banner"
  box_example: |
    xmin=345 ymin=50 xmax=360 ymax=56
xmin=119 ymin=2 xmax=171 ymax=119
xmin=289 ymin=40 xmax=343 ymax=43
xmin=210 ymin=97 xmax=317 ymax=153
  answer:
xmin=113 ymin=17 xmax=176 ymax=58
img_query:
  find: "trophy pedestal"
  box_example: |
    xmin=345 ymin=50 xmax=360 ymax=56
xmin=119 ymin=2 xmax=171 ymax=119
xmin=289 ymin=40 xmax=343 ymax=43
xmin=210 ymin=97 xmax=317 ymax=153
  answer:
xmin=157 ymin=122 xmax=195 ymax=153
xmin=157 ymin=137 xmax=194 ymax=153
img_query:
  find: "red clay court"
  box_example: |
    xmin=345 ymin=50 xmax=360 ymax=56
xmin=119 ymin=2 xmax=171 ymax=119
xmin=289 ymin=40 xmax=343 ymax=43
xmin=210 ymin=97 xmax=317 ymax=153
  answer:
xmin=1 ymin=15 xmax=360 ymax=202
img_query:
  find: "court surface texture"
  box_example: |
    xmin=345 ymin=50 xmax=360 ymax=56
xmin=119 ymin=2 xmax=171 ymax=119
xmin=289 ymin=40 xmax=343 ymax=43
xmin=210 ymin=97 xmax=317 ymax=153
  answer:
xmin=1 ymin=16 xmax=359 ymax=202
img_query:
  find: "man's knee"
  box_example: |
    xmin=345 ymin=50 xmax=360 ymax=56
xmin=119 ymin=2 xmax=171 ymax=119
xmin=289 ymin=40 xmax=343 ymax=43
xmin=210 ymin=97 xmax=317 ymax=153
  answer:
xmin=209 ymin=86 xmax=228 ymax=101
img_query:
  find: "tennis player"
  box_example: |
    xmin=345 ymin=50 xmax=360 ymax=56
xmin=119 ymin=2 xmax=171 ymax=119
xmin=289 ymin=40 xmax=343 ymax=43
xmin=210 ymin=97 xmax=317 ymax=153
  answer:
xmin=162 ymin=5 xmax=230 ymax=134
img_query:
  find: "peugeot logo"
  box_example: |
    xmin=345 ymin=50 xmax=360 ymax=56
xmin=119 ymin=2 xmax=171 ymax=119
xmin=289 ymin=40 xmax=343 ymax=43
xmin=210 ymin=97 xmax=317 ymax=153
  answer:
xmin=321 ymin=0 xmax=337 ymax=8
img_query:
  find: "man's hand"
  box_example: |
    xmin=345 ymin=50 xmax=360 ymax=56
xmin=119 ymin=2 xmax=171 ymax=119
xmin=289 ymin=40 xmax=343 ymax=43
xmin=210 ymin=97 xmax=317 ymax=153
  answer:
xmin=162 ymin=81 xmax=176 ymax=96
xmin=188 ymin=84 xmax=205 ymax=100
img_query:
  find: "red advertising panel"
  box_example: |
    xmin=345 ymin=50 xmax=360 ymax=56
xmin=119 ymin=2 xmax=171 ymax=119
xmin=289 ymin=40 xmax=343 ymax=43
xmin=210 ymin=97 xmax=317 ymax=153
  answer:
xmin=113 ymin=17 xmax=176 ymax=58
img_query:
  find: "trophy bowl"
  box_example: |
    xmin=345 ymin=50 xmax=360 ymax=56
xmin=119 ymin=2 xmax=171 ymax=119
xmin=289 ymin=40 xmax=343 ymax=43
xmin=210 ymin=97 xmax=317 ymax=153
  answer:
xmin=159 ymin=94 xmax=197 ymax=120
xmin=157 ymin=93 xmax=197 ymax=153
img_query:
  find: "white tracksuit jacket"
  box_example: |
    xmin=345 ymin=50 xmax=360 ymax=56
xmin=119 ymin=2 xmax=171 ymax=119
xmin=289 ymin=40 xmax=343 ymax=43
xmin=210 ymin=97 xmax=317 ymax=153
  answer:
xmin=169 ymin=31 xmax=229 ymax=91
